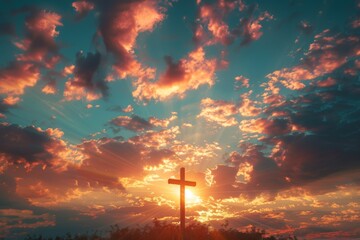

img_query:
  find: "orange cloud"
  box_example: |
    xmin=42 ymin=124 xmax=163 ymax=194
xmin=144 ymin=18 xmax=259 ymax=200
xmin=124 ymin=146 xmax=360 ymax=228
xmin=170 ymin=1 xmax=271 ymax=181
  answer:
xmin=239 ymin=92 xmax=261 ymax=117
xmin=198 ymin=97 xmax=238 ymax=127
xmin=267 ymin=30 xmax=360 ymax=89
xmin=133 ymin=47 xmax=217 ymax=101
xmin=0 ymin=62 xmax=40 ymax=96
xmin=96 ymin=0 xmax=164 ymax=79
xmin=72 ymin=0 xmax=94 ymax=19
xmin=15 ymin=10 xmax=62 ymax=66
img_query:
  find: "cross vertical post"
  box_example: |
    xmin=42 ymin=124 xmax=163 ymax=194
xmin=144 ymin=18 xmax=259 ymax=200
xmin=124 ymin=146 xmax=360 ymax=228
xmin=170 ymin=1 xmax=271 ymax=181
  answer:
xmin=180 ymin=167 xmax=185 ymax=237
xmin=168 ymin=167 xmax=196 ymax=240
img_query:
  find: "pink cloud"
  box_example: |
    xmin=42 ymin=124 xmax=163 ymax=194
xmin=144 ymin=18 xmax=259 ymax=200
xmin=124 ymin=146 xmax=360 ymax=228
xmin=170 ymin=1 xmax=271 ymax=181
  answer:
xmin=133 ymin=47 xmax=217 ymax=101
xmin=239 ymin=118 xmax=291 ymax=135
xmin=15 ymin=10 xmax=62 ymax=67
xmin=110 ymin=115 xmax=153 ymax=132
xmin=317 ymin=77 xmax=337 ymax=87
xmin=266 ymin=30 xmax=360 ymax=90
xmin=72 ymin=1 xmax=94 ymax=19
xmin=198 ymin=98 xmax=238 ymax=127
xmin=0 ymin=62 xmax=40 ymax=96
xmin=240 ymin=11 xmax=273 ymax=45
xmin=234 ymin=75 xmax=250 ymax=88
xmin=239 ymin=92 xmax=261 ymax=117
xmin=122 ymin=104 xmax=133 ymax=113
xmin=96 ymin=0 xmax=164 ymax=78
xmin=199 ymin=4 xmax=233 ymax=45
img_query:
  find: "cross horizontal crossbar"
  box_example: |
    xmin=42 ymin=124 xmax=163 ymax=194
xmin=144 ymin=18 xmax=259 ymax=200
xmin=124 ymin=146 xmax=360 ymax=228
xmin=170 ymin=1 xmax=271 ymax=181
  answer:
xmin=168 ymin=179 xmax=196 ymax=187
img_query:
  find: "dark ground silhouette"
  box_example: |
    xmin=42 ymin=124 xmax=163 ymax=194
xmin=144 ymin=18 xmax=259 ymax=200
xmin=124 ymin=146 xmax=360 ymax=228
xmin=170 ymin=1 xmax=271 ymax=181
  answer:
xmin=24 ymin=219 xmax=298 ymax=240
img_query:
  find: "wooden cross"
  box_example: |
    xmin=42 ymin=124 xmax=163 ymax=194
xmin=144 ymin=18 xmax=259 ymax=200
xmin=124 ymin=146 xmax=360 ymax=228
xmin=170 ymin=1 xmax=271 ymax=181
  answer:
xmin=168 ymin=167 xmax=196 ymax=240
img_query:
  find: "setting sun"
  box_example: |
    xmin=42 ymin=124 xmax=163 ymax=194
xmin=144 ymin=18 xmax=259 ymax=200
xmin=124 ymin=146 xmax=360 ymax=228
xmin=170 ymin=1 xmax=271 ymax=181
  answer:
xmin=185 ymin=189 xmax=202 ymax=205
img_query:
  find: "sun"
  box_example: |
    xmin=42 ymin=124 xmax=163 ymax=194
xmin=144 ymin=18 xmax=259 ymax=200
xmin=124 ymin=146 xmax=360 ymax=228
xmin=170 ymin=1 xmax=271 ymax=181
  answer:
xmin=185 ymin=189 xmax=202 ymax=206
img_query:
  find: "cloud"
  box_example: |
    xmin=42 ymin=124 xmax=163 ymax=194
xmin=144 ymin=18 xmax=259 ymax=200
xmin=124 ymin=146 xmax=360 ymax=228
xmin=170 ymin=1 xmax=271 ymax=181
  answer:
xmin=122 ymin=104 xmax=133 ymax=113
xmin=110 ymin=115 xmax=153 ymax=132
xmin=72 ymin=1 xmax=94 ymax=20
xmin=93 ymin=0 xmax=164 ymax=78
xmin=266 ymin=30 xmax=360 ymax=89
xmin=133 ymin=47 xmax=217 ymax=101
xmin=0 ymin=62 xmax=39 ymax=96
xmin=198 ymin=98 xmax=238 ymax=127
xmin=212 ymin=64 xmax=360 ymax=200
xmin=0 ymin=124 xmax=58 ymax=169
xmin=0 ymin=209 xmax=55 ymax=238
xmin=238 ymin=8 xmax=273 ymax=45
xmin=64 ymin=51 xmax=108 ymax=101
xmin=234 ymin=75 xmax=250 ymax=89
xmin=195 ymin=1 xmax=273 ymax=46
xmin=239 ymin=118 xmax=292 ymax=135
xmin=110 ymin=113 xmax=177 ymax=132
xmin=14 ymin=9 xmax=62 ymax=67
xmin=198 ymin=3 xmax=234 ymax=45
xmin=238 ymin=92 xmax=261 ymax=117
xmin=149 ymin=113 xmax=177 ymax=128
xmin=129 ymin=126 xmax=180 ymax=149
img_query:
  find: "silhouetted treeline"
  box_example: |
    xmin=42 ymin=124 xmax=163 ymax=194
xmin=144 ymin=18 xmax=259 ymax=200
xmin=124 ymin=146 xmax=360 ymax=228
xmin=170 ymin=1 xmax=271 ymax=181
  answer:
xmin=24 ymin=219 xmax=298 ymax=240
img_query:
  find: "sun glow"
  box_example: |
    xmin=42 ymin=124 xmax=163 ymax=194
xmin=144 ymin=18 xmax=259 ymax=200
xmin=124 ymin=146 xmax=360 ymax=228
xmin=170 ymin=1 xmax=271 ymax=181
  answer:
xmin=185 ymin=189 xmax=202 ymax=206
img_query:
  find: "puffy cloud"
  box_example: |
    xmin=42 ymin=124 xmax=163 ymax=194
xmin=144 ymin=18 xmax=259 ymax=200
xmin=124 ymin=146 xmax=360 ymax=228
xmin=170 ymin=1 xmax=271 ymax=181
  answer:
xmin=0 ymin=62 xmax=39 ymax=96
xmin=129 ymin=126 xmax=180 ymax=149
xmin=198 ymin=3 xmax=234 ymax=45
xmin=238 ymin=9 xmax=273 ymax=45
xmin=122 ymin=104 xmax=133 ymax=113
xmin=266 ymin=30 xmax=360 ymax=89
xmin=149 ymin=113 xmax=177 ymax=128
xmin=238 ymin=92 xmax=261 ymax=117
xmin=234 ymin=75 xmax=250 ymax=89
xmin=133 ymin=47 xmax=217 ymax=101
xmin=0 ymin=124 xmax=59 ymax=169
xmin=110 ymin=115 xmax=153 ymax=132
xmin=0 ymin=96 xmax=20 ymax=116
xmin=14 ymin=9 xmax=62 ymax=67
xmin=93 ymin=0 xmax=164 ymax=78
xmin=239 ymin=118 xmax=292 ymax=135
xmin=198 ymin=98 xmax=238 ymax=127
xmin=0 ymin=124 xmax=84 ymax=173
xmin=213 ymin=65 xmax=360 ymax=200
xmin=195 ymin=1 xmax=273 ymax=46
xmin=63 ymin=51 xmax=107 ymax=101
xmin=72 ymin=1 xmax=94 ymax=19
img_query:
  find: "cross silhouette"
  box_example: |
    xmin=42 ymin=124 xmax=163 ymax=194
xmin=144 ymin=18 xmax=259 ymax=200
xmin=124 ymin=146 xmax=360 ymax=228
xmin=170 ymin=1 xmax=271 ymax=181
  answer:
xmin=168 ymin=167 xmax=196 ymax=240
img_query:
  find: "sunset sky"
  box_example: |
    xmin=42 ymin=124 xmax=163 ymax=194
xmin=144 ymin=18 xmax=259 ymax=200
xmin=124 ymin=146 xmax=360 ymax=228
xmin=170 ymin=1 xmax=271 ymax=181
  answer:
xmin=1 ymin=0 xmax=360 ymax=239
